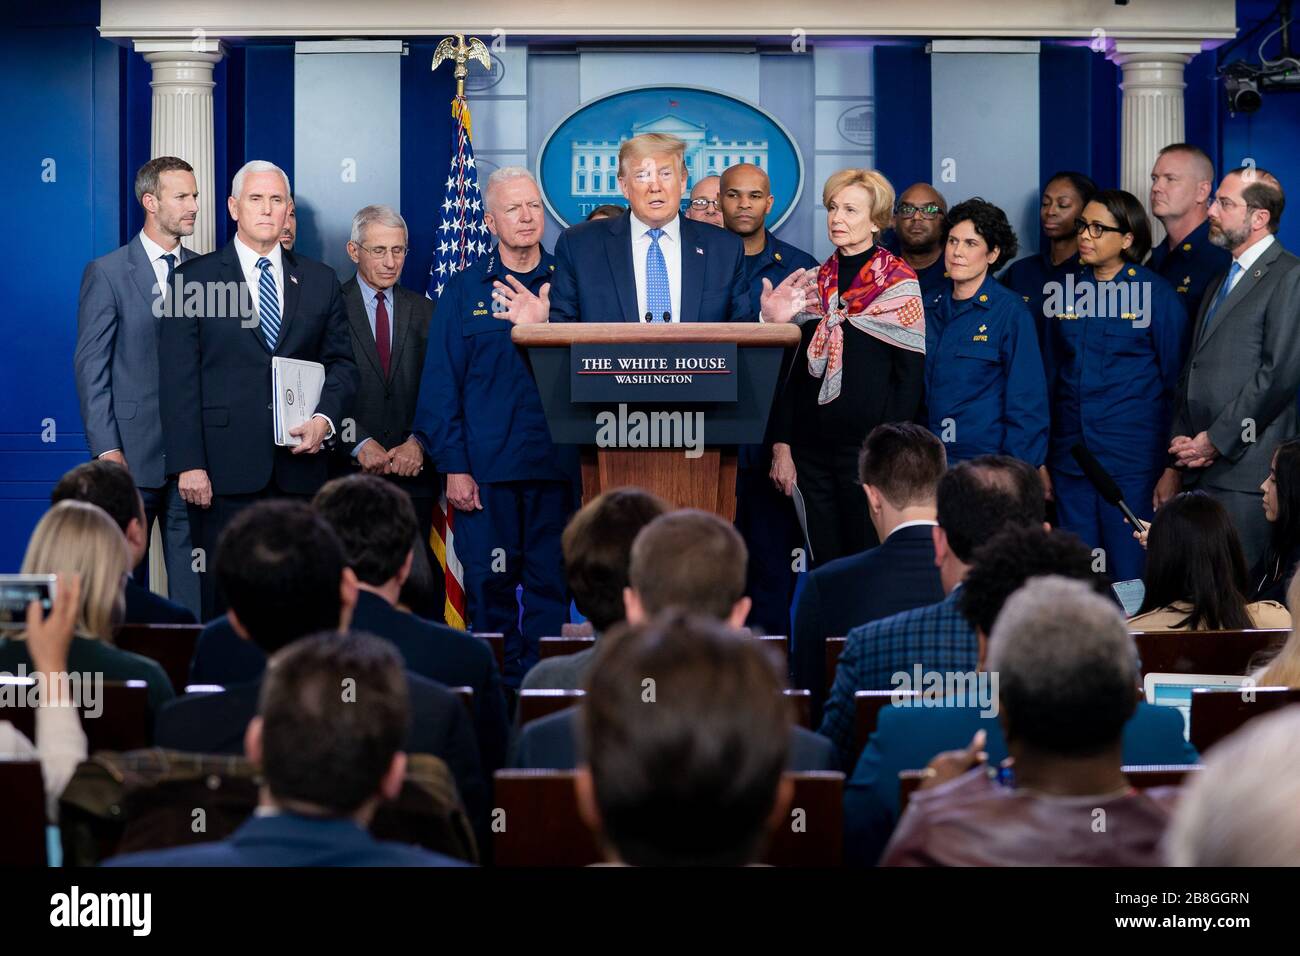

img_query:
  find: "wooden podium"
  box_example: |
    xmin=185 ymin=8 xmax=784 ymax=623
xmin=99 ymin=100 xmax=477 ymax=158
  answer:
xmin=512 ymin=323 xmax=800 ymax=520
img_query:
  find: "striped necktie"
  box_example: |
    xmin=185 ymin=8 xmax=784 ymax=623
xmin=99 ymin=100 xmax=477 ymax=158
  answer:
xmin=256 ymin=256 xmax=281 ymax=350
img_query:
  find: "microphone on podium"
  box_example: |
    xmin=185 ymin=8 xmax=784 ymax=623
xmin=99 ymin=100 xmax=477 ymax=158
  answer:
xmin=1070 ymin=443 xmax=1148 ymax=532
xmin=643 ymin=311 xmax=672 ymax=323
xmin=644 ymin=311 xmax=653 ymax=323
xmin=661 ymin=311 xmax=671 ymax=324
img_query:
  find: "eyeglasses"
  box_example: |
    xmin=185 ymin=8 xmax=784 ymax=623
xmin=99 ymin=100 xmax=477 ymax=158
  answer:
xmin=687 ymin=198 xmax=721 ymax=211
xmin=357 ymin=244 xmax=408 ymax=259
xmin=1210 ymin=195 xmax=1257 ymax=213
xmin=896 ymin=202 xmax=944 ymax=220
xmin=1074 ymin=219 xmax=1126 ymax=239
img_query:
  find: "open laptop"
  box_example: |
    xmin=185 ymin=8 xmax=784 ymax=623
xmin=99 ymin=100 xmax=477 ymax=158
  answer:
xmin=1143 ymin=673 xmax=1250 ymax=739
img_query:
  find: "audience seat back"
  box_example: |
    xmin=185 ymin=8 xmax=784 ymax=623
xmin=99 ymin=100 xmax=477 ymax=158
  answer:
xmin=0 ymin=760 xmax=46 ymax=866
xmin=1133 ymin=629 xmax=1287 ymax=679
xmin=1189 ymin=688 xmax=1300 ymax=752
xmin=114 ymin=623 xmax=202 ymax=692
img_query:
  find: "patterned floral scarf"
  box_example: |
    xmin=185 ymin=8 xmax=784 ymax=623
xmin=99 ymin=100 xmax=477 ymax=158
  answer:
xmin=803 ymin=246 xmax=925 ymax=404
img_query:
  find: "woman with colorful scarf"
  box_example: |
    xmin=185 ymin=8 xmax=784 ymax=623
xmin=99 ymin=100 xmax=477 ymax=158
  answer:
xmin=768 ymin=169 xmax=926 ymax=565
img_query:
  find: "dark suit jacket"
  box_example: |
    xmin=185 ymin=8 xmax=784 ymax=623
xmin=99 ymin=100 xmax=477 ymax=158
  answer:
xmin=158 ymin=241 xmax=359 ymax=494
xmin=75 ymin=237 xmax=198 ymax=488
xmin=124 ymin=579 xmax=198 ymax=625
xmin=791 ymin=524 xmax=944 ymax=723
xmin=351 ymin=589 xmax=508 ymax=770
xmin=104 ymin=812 xmax=469 ymax=867
xmin=844 ymin=698 xmax=1198 ymax=866
xmin=549 ymin=213 xmax=751 ymax=323
xmin=512 ymin=706 xmax=837 ymax=772
xmin=153 ymin=670 xmax=487 ymax=832
xmin=335 ymin=278 xmax=436 ymax=498
xmin=1173 ymin=239 xmax=1300 ymax=492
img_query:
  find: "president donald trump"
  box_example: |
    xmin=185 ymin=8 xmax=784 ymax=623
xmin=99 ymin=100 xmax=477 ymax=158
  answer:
xmin=493 ymin=132 xmax=811 ymax=324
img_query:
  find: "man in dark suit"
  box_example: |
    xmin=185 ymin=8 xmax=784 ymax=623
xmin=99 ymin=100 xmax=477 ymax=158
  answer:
xmin=791 ymin=424 xmax=946 ymax=723
xmin=156 ymin=501 xmax=487 ymax=833
xmin=490 ymin=133 xmax=812 ymax=325
xmin=514 ymin=509 xmax=836 ymax=770
xmin=74 ymin=156 xmax=201 ymax=615
xmin=844 ymin=525 xmax=1197 ymax=865
xmin=1167 ymin=166 xmax=1300 ymax=565
xmin=110 ymin=632 xmax=468 ymax=867
xmin=49 ymin=461 xmax=196 ymax=625
xmin=335 ymin=204 xmax=442 ymax=613
xmin=159 ymin=160 xmax=359 ymax=619
xmin=313 ymin=474 xmax=508 ymax=771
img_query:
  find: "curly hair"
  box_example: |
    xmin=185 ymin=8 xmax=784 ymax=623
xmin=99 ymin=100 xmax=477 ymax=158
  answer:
xmin=945 ymin=197 xmax=1019 ymax=270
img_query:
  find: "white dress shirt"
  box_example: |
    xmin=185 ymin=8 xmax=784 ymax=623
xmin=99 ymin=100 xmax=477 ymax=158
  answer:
xmin=138 ymin=231 xmax=184 ymax=293
xmin=629 ymin=212 xmax=682 ymax=322
xmin=1225 ymin=233 xmax=1275 ymax=294
xmin=233 ymin=234 xmax=285 ymax=320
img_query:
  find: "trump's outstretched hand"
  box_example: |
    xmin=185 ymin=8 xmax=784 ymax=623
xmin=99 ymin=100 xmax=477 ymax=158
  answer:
xmin=493 ymin=276 xmax=550 ymax=325
xmin=760 ymin=268 xmax=816 ymax=323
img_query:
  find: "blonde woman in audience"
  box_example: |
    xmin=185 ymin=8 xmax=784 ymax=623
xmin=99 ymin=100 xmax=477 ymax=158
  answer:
xmin=0 ymin=501 xmax=174 ymax=711
xmin=1248 ymin=571 xmax=1300 ymax=686
xmin=0 ymin=573 xmax=87 ymax=821
xmin=1127 ymin=492 xmax=1290 ymax=631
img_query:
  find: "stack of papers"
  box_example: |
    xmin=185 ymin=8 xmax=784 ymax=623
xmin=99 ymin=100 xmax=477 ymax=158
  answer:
xmin=272 ymin=357 xmax=325 ymax=447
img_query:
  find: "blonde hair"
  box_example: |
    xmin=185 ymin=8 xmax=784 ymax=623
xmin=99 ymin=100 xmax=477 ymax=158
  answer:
xmin=618 ymin=133 xmax=686 ymax=178
xmin=1252 ymin=571 xmax=1300 ymax=686
xmin=21 ymin=500 xmax=130 ymax=642
xmin=822 ymin=168 xmax=896 ymax=231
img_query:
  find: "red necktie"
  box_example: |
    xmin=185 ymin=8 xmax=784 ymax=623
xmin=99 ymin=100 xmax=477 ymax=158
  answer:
xmin=375 ymin=290 xmax=391 ymax=377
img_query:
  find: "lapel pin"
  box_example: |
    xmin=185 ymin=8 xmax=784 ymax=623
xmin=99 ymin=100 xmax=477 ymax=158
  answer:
xmin=695 ymin=247 xmax=704 ymax=255
xmin=290 ymin=274 xmax=299 ymax=285
xmin=1255 ymin=269 xmax=1263 ymax=278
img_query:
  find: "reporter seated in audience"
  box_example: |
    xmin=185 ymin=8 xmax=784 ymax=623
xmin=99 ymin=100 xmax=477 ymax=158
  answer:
xmin=521 ymin=487 xmax=668 ymax=691
xmin=513 ymin=509 xmax=835 ymax=771
xmin=1165 ymin=707 xmax=1300 ymax=866
xmin=576 ymin=611 xmax=793 ymax=866
xmin=819 ymin=455 xmax=1045 ymax=768
xmin=107 ymin=632 xmax=469 ymax=867
xmin=882 ymin=576 xmax=1180 ymax=867
xmin=1128 ymin=491 xmax=1290 ymax=631
xmin=1248 ymin=571 xmax=1300 ymax=685
xmin=1252 ymin=438 xmax=1300 ymax=603
xmin=844 ymin=525 xmax=1196 ymax=865
xmin=313 ymin=475 xmax=507 ymax=771
xmin=154 ymin=501 xmax=486 ymax=829
xmin=0 ymin=573 xmax=87 ymax=822
xmin=791 ymin=423 xmax=946 ymax=724
xmin=50 ymin=461 xmax=196 ymax=625
xmin=0 ymin=501 xmax=173 ymax=712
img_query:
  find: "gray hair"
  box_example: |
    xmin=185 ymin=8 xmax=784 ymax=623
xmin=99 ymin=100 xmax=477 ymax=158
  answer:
xmin=483 ymin=166 xmax=538 ymax=214
xmin=349 ymin=204 xmax=408 ymax=245
xmin=1166 ymin=708 xmax=1300 ymax=866
xmin=989 ymin=576 xmax=1138 ymax=753
xmin=231 ymin=160 xmax=291 ymax=199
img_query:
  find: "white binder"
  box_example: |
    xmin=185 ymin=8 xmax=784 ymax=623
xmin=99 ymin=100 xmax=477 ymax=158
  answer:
xmin=271 ymin=356 xmax=326 ymax=447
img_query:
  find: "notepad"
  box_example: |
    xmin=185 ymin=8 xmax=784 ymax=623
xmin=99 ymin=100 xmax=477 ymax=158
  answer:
xmin=272 ymin=356 xmax=325 ymax=447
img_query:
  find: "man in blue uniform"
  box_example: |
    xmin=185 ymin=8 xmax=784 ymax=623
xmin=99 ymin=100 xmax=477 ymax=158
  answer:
xmin=924 ymin=199 xmax=1048 ymax=468
xmin=412 ymin=167 xmax=576 ymax=687
xmin=1148 ymin=143 xmax=1231 ymax=320
xmin=890 ymin=183 xmax=951 ymax=300
xmin=719 ymin=162 xmax=819 ymax=637
xmin=491 ymin=133 xmax=812 ymax=326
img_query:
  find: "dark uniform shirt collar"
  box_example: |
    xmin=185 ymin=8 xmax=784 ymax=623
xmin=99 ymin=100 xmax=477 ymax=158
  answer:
xmin=480 ymin=245 xmax=555 ymax=283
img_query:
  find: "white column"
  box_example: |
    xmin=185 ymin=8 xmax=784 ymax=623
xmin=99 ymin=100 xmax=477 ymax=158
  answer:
xmin=134 ymin=39 xmax=226 ymax=255
xmin=1108 ymin=40 xmax=1203 ymax=238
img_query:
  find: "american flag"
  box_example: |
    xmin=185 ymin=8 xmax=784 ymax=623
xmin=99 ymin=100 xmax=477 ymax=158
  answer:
xmin=426 ymin=95 xmax=490 ymax=630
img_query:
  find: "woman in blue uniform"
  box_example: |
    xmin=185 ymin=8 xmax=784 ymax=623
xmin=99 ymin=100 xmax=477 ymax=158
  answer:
xmin=924 ymin=198 xmax=1048 ymax=468
xmin=1001 ymin=171 xmax=1096 ymax=343
xmin=1043 ymin=189 xmax=1189 ymax=581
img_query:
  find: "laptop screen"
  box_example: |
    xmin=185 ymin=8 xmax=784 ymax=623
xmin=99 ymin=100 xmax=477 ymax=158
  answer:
xmin=1143 ymin=674 xmax=1249 ymax=739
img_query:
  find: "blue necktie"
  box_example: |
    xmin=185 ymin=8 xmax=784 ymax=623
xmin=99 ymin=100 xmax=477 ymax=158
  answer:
xmin=257 ymin=256 xmax=281 ymax=350
xmin=645 ymin=228 xmax=671 ymax=322
xmin=1202 ymin=261 xmax=1241 ymax=337
xmin=160 ymin=252 xmax=176 ymax=288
